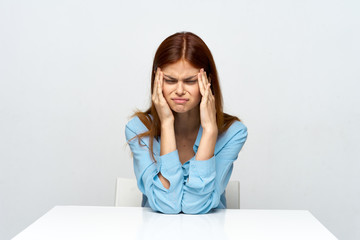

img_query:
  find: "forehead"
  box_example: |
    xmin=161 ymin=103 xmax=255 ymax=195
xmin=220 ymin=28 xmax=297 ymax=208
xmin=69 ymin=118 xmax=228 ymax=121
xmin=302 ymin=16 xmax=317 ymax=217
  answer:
xmin=162 ymin=60 xmax=199 ymax=77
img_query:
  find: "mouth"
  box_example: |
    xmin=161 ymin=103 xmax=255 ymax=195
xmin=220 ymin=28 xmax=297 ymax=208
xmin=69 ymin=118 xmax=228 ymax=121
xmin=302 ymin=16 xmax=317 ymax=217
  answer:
xmin=172 ymin=98 xmax=189 ymax=104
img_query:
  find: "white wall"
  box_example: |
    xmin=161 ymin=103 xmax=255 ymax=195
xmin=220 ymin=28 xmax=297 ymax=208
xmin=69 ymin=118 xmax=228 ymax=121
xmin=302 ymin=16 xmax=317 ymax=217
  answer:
xmin=0 ymin=0 xmax=359 ymax=239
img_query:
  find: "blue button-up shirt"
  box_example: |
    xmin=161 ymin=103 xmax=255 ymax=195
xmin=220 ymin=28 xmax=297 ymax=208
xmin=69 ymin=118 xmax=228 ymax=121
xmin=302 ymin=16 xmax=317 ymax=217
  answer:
xmin=125 ymin=116 xmax=248 ymax=214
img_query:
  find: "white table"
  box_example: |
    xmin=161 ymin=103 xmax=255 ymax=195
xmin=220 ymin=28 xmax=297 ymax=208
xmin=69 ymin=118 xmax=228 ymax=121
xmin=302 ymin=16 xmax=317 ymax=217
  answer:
xmin=13 ymin=206 xmax=337 ymax=240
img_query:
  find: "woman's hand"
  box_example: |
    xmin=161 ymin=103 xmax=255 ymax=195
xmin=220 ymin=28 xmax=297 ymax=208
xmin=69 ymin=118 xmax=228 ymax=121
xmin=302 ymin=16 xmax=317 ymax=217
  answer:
xmin=195 ymin=68 xmax=218 ymax=161
xmin=198 ymin=68 xmax=217 ymax=134
xmin=152 ymin=67 xmax=174 ymax=125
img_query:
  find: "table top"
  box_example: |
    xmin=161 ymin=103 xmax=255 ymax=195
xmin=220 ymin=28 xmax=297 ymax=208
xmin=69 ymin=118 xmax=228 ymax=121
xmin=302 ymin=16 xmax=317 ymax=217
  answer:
xmin=13 ymin=206 xmax=337 ymax=240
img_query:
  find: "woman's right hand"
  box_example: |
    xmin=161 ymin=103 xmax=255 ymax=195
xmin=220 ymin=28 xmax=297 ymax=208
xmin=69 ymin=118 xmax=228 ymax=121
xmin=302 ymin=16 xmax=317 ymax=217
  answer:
xmin=152 ymin=67 xmax=174 ymax=124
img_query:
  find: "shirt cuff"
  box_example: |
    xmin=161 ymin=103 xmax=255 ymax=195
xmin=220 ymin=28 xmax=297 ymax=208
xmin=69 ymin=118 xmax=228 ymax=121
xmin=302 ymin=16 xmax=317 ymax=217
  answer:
xmin=157 ymin=150 xmax=182 ymax=177
xmin=189 ymin=155 xmax=216 ymax=179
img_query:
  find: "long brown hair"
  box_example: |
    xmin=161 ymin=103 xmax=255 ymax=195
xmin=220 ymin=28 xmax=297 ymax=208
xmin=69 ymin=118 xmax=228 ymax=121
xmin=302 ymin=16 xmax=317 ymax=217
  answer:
xmin=132 ymin=31 xmax=240 ymax=161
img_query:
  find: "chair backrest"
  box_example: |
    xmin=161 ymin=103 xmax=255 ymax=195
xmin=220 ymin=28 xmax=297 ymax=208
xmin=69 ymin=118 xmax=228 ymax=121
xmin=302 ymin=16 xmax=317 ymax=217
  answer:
xmin=115 ymin=178 xmax=142 ymax=207
xmin=115 ymin=178 xmax=240 ymax=209
xmin=225 ymin=180 xmax=240 ymax=209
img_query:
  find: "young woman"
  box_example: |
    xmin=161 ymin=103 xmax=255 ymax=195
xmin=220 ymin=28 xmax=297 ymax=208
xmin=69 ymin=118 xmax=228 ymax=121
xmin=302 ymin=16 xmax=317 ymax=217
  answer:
xmin=125 ymin=32 xmax=248 ymax=214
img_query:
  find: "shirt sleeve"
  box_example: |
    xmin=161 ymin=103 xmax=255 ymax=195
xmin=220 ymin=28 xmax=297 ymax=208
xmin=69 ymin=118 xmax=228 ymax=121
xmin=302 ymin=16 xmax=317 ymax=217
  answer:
xmin=181 ymin=123 xmax=248 ymax=214
xmin=125 ymin=123 xmax=183 ymax=214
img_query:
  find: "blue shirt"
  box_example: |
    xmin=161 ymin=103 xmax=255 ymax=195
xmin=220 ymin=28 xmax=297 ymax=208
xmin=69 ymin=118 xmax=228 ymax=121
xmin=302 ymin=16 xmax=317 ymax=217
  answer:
xmin=125 ymin=116 xmax=248 ymax=214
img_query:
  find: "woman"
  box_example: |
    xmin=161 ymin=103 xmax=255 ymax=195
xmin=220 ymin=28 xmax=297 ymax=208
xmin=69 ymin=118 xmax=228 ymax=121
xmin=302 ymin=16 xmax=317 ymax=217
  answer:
xmin=125 ymin=31 xmax=248 ymax=214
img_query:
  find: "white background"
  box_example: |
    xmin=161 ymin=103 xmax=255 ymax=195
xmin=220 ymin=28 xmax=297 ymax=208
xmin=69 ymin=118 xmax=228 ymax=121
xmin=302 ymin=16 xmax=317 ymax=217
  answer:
xmin=1 ymin=0 xmax=359 ymax=239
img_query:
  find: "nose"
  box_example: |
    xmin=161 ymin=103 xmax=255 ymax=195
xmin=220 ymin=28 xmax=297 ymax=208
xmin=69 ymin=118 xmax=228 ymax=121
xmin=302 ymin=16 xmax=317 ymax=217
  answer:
xmin=175 ymin=82 xmax=185 ymax=95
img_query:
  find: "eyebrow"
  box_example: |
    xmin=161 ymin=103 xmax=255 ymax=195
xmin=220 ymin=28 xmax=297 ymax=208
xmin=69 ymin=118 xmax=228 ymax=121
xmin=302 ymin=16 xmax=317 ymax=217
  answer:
xmin=164 ymin=74 xmax=197 ymax=81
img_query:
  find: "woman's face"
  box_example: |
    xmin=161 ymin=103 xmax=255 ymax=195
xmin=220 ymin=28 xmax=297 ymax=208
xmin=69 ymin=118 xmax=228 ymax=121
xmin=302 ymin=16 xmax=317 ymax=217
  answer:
xmin=161 ymin=60 xmax=202 ymax=114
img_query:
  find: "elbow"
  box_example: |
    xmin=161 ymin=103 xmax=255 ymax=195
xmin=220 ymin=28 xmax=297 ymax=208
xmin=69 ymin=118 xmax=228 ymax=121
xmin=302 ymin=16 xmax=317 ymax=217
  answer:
xmin=163 ymin=208 xmax=182 ymax=214
xmin=150 ymin=201 xmax=181 ymax=214
xmin=181 ymin=206 xmax=210 ymax=215
xmin=181 ymin=203 xmax=211 ymax=215
xmin=157 ymin=205 xmax=182 ymax=214
xmin=181 ymin=193 xmax=220 ymax=214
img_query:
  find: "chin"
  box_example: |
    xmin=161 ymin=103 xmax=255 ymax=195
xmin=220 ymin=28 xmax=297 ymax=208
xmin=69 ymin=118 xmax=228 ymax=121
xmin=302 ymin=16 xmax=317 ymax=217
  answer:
xmin=171 ymin=106 xmax=188 ymax=113
xmin=171 ymin=104 xmax=199 ymax=114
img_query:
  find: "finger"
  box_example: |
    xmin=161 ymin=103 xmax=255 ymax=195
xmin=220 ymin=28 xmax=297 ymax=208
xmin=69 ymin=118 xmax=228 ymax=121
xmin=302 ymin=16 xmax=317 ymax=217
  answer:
xmin=153 ymin=68 xmax=159 ymax=95
xmin=198 ymin=72 xmax=205 ymax=96
xmin=152 ymin=77 xmax=158 ymax=102
xmin=207 ymin=83 xmax=212 ymax=103
xmin=154 ymin=69 xmax=163 ymax=102
xmin=157 ymin=71 xmax=164 ymax=100
xmin=160 ymin=70 xmax=163 ymax=86
xmin=203 ymin=70 xmax=209 ymax=85
xmin=201 ymin=69 xmax=208 ymax=90
xmin=210 ymin=90 xmax=215 ymax=101
xmin=204 ymin=73 xmax=214 ymax=99
xmin=202 ymin=69 xmax=209 ymax=83
xmin=210 ymin=92 xmax=215 ymax=103
xmin=209 ymin=82 xmax=214 ymax=99
xmin=203 ymin=83 xmax=210 ymax=103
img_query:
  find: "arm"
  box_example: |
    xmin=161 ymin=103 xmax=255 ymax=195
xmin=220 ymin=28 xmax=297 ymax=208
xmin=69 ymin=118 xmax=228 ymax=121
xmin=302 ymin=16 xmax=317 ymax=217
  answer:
xmin=181 ymin=122 xmax=248 ymax=214
xmin=195 ymin=68 xmax=218 ymax=162
xmin=158 ymin=120 xmax=176 ymax=189
xmin=125 ymin=120 xmax=183 ymax=214
xmin=152 ymin=67 xmax=177 ymax=190
xmin=195 ymin=128 xmax=218 ymax=161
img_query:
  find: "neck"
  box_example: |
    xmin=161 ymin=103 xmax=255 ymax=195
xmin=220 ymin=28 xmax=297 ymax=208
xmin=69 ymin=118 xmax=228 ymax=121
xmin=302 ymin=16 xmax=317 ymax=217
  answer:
xmin=173 ymin=106 xmax=200 ymax=136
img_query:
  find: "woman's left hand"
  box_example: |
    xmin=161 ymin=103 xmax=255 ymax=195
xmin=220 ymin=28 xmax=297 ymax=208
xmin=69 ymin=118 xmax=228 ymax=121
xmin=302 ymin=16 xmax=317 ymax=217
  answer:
xmin=198 ymin=68 xmax=217 ymax=134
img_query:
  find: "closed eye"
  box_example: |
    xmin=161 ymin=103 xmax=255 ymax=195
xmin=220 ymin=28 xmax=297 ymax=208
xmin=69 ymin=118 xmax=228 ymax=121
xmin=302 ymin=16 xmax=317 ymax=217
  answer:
xmin=185 ymin=80 xmax=197 ymax=84
xmin=164 ymin=79 xmax=177 ymax=84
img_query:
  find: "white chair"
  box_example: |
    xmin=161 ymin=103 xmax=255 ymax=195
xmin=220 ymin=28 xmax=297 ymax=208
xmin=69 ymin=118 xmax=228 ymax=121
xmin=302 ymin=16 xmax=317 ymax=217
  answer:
xmin=115 ymin=178 xmax=143 ymax=207
xmin=225 ymin=180 xmax=240 ymax=209
xmin=115 ymin=177 xmax=240 ymax=209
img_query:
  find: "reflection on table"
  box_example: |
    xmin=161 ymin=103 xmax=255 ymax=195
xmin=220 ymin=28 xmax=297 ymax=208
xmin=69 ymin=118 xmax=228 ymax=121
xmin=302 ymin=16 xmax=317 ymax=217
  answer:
xmin=12 ymin=206 xmax=337 ymax=240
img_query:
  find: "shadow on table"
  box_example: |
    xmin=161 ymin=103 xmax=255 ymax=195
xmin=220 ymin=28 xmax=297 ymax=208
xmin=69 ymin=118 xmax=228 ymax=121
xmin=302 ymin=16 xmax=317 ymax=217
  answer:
xmin=137 ymin=209 xmax=228 ymax=240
